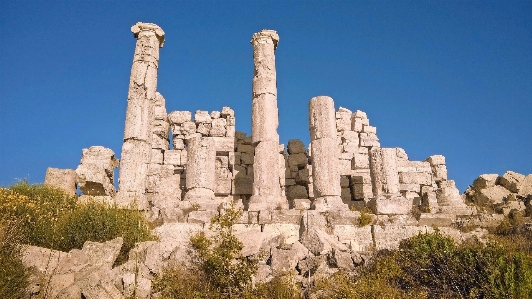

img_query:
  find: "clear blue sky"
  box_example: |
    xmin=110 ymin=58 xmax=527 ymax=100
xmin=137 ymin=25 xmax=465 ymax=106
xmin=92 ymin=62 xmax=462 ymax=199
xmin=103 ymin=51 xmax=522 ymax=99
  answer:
xmin=1 ymin=1 xmax=531 ymax=192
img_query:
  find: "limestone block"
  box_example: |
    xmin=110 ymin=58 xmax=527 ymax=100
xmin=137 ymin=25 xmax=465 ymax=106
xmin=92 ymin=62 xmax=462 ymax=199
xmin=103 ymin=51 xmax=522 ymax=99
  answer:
xmin=332 ymin=225 xmax=373 ymax=251
xmin=396 ymin=160 xmax=432 ymax=173
xmin=418 ymin=213 xmax=454 ymax=226
xmin=152 ymin=119 xmax=169 ymax=138
xmin=212 ymin=136 xmax=235 ymax=152
xmin=351 ymin=120 xmax=363 ymax=132
xmin=400 ymin=183 xmax=421 ymax=193
xmin=473 ymin=174 xmax=499 ymax=190
xmin=240 ymin=152 xmax=254 ymax=165
xmin=499 ymin=170 xmax=525 ymax=193
xmin=300 ymin=228 xmax=348 ymax=256
xmin=362 ymin=125 xmax=376 ymax=134
xmin=338 ymin=159 xmax=352 ymax=174
xmin=180 ymin=149 xmax=188 ymax=165
xmin=341 ymin=188 xmax=352 ymax=203
xmin=294 ymin=198 xmax=311 ymax=210
xmin=152 ymin=134 xmax=170 ymax=149
xmin=214 ymin=177 xmax=232 ymax=196
xmin=167 ymin=111 xmax=191 ymax=125
xmin=373 ymin=225 xmax=431 ymax=250
xmin=196 ymin=123 xmax=211 ymax=135
xmin=287 ymin=139 xmax=306 ymax=154
xmin=399 ymin=172 xmax=432 ymax=185
xmin=188 ymin=211 xmax=217 ymax=224
xmin=232 ymin=176 xmax=253 ymax=195
xmin=336 ymin=110 xmax=351 ymax=132
xmin=237 ymin=144 xmax=254 ymax=154
xmin=271 ymin=210 xmax=302 ymax=224
xmin=221 ymin=106 xmax=234 ymax=117
xmin=251 ymin=94 xmax=279 ymax=143
xmin=287 ymin=185 xmax=308 ymax=199
xmin=351 ymin=173 xmax=372 ymax=184
xmin=369 ymin=148 xmax=400 ymax=195
xmin=475 ymin=185 xmax=512 ymax=206
xmin=271 ymin=242 xmax=309 ymax=276
xmin=327 ymin=210 xmax=362 ymax=226
xmin=342 ymin=141 xmax=359 ymax=154
xmin=181 ymin=121 xmax=197 ymax=136
xmin=396 ymin=148 xmax=408 ymax=160
xmin=288 ymin=153 xmax=308 ymax=168
xmin=436 ymin=180 xmax=464 ymax=206
xmin=44 ymin=168 xmax=77 ymax=196
xmin=519 ymin=175 xmax=532 ymax=197
xmin=261 ymin=223 xmax=300 ymax=246
xmin=359 ymin=133 xmax=380 ymax=147
xmin=421 ymin=185 xmax=438 ymax=211
xmin=352 ymin=153 xmax=369 ymax=169
xmin=194 ymin=110 xmax=212 ymax=124
xmin=309 ymin=96 xmax=337 ymax=140
xmin=226 ymin=125 xmax=235 ymax=137
xmin=296 ymin=168 xmax=310 ymax=184
xmin=432 ymin=164 xmax=448 ymax=182
xmin=285 ymin=178 xmax=296 ymax=186
xmin=340 ymin=176 xmax=350 ymax=188
xmin=77 ymin=147 xmax=119 ymax=197
xmin=150 ymin=148 xmax=164 ymax=164
xmin=173 ymin=138 xmax=184 ymax=150
xmin=185 ymin=137 xmax=215 ymax=191
xmin=352 ymin=183 xmax=373 ymax=200
xmin=210 ymin=111 xmax=221 ymax=119
xmin=368 ymin=196 xmax=412 ymax=215
xmin=353 ymin=110 xmax=367 ymax=119
xmin=210 ymin=118 xmax=227 ymax=137
xmin=425 ymin=155 xmax=446 ymax=166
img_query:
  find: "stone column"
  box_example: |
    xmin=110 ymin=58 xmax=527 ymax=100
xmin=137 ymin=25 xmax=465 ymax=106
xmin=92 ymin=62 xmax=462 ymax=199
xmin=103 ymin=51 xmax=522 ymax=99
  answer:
xmin=248 ymin=29 xmax=287 ymax=211
xmin=309 ymin=96 xmax=346 ymax=211
xmin=369 ymin=147 xmax=400 ymax=197
xmin=183 ymin=136 xmax=217 ymax=209
xmin=117 ymin=23 xmax=165 ymax=208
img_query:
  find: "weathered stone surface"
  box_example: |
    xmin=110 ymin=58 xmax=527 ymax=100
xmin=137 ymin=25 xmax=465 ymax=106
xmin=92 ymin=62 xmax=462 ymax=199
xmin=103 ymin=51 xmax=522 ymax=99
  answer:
xmin=499 ymin=170 xmax=525 ymax=193
xmin=475 ymin=185 xmax=512 ymax=205
xmin=185 ymin=136 xmax=215 ymax=192
xmin=473 ymin=174 xmax=499 ymax=190
xmin=44 ymin=168 xmax=77 ymax=196
xmin=287 ymin=185 xmax=308 ymax=200
xmin=425 ymin=155 xmax=445 ymax=165
xmin=76 ymin=146 xmax=119 ymax=197
xmin=287 ymin=139 xmax=306 ymax=154
xmin=369 ymin=148 xmax=400 ymax=196
xmin=368 ymin=196 xmax=412 ymax=215
xmin=311 ymin=138 xmax=340 ymax=198
xmin=332 ymin=225 xmax=373 ymax=251
xmin=300 ymin=228 xmax=348 ymax=256
xmin=270 ymin=241 xmax=309 ymax=275
xmin=519 ymin=175 xmax=532 ymax=197
xmin=309 ymin=96 xmax=337 ymax=140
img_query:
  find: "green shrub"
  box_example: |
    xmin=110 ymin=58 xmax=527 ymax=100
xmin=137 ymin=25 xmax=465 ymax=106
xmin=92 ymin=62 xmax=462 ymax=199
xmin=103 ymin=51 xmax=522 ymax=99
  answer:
xmin=154 ymin=204 xmax=260 ymax=299
xmin=0 ymin=220 xmax=29 ymax=299
xmin=357 ymin=209 xmax=373 ymax=227
xmin=0 ymin=183 xmax=155 ymax=265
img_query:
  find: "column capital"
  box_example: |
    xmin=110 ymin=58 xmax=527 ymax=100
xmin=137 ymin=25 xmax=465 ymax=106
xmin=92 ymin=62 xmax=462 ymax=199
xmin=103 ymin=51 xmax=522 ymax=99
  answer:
xmin=250 ymin=29 xmax=279 ymax=49
xmin=131 ymin=22 xmax=165 ymax=48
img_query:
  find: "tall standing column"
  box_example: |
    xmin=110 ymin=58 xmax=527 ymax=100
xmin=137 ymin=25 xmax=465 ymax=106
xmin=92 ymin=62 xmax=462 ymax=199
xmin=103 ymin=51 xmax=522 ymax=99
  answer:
xmin=309 ymin=96 xmax=347 ymax=211
xmin=248 ymin=30 xmax=287 ymax=211
xmin=117 ymin=23 xmax=165 ymax=208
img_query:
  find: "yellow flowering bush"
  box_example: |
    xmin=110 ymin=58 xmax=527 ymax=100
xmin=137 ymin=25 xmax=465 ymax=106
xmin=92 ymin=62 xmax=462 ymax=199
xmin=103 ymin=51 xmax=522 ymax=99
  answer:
xmin=0 ymin=182 xmax=155 ymax=265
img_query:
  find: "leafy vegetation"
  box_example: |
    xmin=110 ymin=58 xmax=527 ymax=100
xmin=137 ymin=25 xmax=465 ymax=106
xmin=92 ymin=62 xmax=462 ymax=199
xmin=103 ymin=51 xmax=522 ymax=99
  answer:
xmin=0 ymin=182 xmax=155 ymax=265
xmin=0 ymin=219 xmax=29 ymax=299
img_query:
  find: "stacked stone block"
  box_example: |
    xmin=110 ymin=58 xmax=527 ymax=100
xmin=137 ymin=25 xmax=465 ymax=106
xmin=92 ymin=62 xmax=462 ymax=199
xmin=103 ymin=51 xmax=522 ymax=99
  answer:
xmin=284 ymin=139 xmax=311 ymax=207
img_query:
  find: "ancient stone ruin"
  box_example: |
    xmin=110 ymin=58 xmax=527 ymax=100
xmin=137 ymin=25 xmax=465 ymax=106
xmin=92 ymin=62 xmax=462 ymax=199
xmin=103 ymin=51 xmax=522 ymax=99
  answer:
xmin=36 ymin=22 xmax=531 ymax=298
